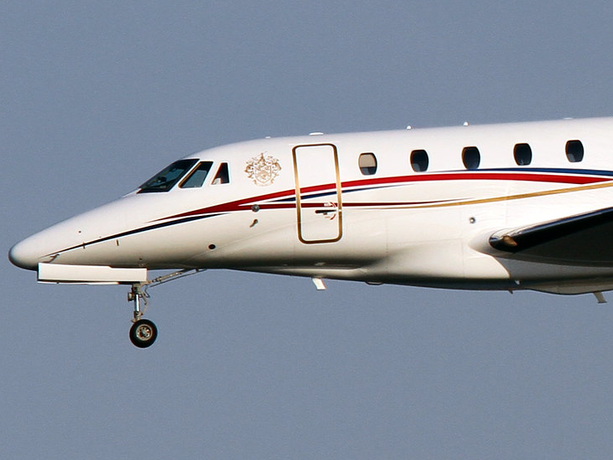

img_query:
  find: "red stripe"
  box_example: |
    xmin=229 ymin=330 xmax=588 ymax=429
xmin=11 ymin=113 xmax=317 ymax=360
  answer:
xmin=156 ymin=171 xmax=611 ymax=222
xmin=343 ymin=172 xmax=605 ymax=189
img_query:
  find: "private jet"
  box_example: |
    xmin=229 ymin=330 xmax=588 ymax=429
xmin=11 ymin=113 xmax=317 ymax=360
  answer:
xmin=10 ymin=117 xmax=613 ymax=347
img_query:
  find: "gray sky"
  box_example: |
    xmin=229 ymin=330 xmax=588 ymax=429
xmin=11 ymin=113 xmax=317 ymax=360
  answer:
xmin=3 ymin=1 xmax=613 ymax=458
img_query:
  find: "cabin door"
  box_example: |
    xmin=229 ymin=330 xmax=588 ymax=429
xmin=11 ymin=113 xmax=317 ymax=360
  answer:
xmin=292 ymin=143 xmax=343 ymax=243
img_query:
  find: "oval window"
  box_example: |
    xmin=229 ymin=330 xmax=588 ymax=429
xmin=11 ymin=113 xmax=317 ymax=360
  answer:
xmin=359 ymin=153 xmax=377 ymax=175
xmin=566 ymin=140 xmax=584 ymax=163
xmin=513 ymin=143 xmax=532 ymax=166
xmin=410 ymin=149 xmax=429 ymax=172
xmin=462 ymin=146 xmax=480 ymax=170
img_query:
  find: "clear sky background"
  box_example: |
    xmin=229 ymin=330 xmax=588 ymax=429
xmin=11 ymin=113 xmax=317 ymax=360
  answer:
xmin=3 ymin=1 xmax=613 ymax=459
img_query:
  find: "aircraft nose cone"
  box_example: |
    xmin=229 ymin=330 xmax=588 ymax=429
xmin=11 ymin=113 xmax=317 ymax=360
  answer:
xmin=9 ymin=238 xmax=42 ymax=271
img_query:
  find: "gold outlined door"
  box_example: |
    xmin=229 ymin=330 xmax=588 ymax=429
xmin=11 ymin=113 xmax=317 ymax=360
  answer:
xmin=292 ymin=143 xmax=343 ymax=243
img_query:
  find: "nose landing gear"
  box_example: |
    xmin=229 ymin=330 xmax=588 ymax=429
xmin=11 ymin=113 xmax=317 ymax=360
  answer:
xmin=128 ymin=283 xmax=157 ymax=348
xmin=125 ymin=269 xmax=205 ymax=348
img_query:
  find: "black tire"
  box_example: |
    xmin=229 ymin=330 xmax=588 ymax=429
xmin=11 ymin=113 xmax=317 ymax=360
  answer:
xmin=129 ymin=319 xmax=158 ymax=348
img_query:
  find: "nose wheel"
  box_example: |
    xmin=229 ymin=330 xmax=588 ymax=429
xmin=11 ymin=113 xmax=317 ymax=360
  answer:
xmin=128 ymin=283 xmax=157 ymax=348
xmin=130 ymin=319 xmax=158 ymax=348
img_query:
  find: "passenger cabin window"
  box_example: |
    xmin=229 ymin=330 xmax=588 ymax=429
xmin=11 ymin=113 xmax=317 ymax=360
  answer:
xmin=180 ymin=161 xmax=213 ymax=188
xmin=212 ymin=162 xmax=230 ymax=184
xmin=513 ymin=143 xmax=532 ymax=166
xmin=410 ymin=149 xmax=429 ymax=172
xmin=462 ymin=146 xmax=480 ymax=170
xmin=566 ymin=140 xmax=584 ymax=163
xmin=138 ymin=159 xmax=198 ymax=193
xmin=359 ymin=153 xmax=377 ymax=175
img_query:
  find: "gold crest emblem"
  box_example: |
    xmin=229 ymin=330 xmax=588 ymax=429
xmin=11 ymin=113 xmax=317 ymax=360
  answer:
xmin=245 ymin=153 xmax=282 ymax=186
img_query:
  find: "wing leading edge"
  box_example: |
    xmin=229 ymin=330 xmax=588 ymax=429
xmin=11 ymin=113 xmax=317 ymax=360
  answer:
xmin=489 ymin=207 xmax=613 ymax=266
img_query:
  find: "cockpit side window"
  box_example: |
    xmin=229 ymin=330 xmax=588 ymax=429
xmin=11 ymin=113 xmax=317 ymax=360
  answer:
xmin=212 ymin=162 xmax=230 ymax=185
xmin=179 ymin=161 xmax=214 ymax=188
xmin=138 ymin=159 xmax=198 ymax=193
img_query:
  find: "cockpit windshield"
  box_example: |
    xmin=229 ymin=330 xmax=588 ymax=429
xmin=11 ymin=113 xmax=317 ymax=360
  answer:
xmin=138 ymin=159 xmax=198 ymax=193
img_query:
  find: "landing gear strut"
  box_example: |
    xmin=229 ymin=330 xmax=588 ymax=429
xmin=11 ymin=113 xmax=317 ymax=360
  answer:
xmin=128 ymin=283 xmax=157 ymax=348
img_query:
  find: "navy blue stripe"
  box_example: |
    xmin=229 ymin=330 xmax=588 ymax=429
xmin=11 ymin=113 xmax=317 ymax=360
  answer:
xmin=477 ymin=167 xmax=613 ymax=176
xmin=48 ymin=213 xmax=222 ymax=257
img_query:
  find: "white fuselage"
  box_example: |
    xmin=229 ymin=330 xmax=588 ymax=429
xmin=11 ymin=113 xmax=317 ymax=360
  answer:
xmin=11 ymin=117 xmax=613 ymax=294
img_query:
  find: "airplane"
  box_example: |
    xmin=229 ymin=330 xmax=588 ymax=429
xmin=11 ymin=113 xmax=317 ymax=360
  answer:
xmin=10 ymin=116 xmax=613 ymax=348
